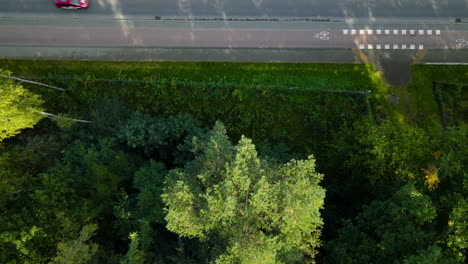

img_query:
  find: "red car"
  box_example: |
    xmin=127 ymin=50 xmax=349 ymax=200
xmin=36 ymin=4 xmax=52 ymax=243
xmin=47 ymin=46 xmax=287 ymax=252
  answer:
xmin=55 ymin=0 xmax=89 ymax=9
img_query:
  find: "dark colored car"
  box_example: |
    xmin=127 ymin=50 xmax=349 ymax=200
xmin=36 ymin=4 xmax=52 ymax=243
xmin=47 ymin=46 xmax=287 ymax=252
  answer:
xmin=55 ymin=0 xmax=89 ymax=9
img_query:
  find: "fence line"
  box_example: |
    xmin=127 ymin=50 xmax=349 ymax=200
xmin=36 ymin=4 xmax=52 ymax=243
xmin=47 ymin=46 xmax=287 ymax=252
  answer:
xmin=35 ymin=111 xmax=93 ymax=123
xmin=0 ymin=74 xmax=67 ymax=91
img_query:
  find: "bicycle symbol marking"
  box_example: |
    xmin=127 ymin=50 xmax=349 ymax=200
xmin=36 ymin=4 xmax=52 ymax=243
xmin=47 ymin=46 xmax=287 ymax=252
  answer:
xmin=314 ymin=31 xmax=330 ymax=40
xmin=456 ymin=39 xmax=467 ymax=48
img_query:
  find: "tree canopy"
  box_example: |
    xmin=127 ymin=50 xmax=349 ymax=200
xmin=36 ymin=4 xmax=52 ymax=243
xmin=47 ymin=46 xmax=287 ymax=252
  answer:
xmin=0 ymin=70 xmax=44 ymax=141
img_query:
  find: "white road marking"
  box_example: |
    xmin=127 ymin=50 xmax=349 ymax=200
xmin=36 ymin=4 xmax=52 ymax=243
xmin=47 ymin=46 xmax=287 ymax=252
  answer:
xmin=343 ymin=29 xmax=349 ymax=34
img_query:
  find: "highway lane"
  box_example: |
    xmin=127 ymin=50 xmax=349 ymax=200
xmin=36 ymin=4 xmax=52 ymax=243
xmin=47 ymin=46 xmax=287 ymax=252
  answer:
xmin=0 ymin=0 xmax=468 ymax=21
xmin=1 ymin=22 xmax=467 ymax=50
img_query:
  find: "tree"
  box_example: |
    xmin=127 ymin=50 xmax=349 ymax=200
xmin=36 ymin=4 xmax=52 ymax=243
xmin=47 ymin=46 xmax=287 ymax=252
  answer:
xmin=0 ymin=70 xmax=44 ymax=141
xmin=325 ymin=183 xmax=454 ymax=264
xmin=357 ymin=119 xmax=431 ymax=184
xmin=51 ymin=224 xmax=99 ymax=264
xmin=118 ymin=111 xmax=204 ymax=164
xmin=163 ymin=122 xmax=325 ymax=263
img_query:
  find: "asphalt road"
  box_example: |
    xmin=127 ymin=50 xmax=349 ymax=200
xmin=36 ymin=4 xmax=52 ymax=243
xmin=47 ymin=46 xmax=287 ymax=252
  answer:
xmin=1 ymin=20 xmax=467 ymax=50
xmin=1 ymin=0 xmax=468 ymax=21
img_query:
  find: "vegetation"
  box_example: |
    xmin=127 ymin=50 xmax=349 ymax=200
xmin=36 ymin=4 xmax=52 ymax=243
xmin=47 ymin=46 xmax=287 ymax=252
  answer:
xmin=0 ymin=60 xmax=466 ymax=263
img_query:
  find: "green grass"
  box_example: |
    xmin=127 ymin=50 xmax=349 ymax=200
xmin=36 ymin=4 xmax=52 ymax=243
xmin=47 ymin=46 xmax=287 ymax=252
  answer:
xmin=0 ymin=60 xmax=374 ymax=91
xmin=403 ymin=65 xmax=468 ymax=128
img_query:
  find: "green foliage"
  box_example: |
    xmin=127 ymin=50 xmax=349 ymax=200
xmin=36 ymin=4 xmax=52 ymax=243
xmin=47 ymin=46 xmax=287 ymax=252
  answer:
xmin=163 ymin=122 xmax=325 ymax=263
xmin=0 ymin=69 xmax=44 ymax=141
xmin=403 ymin=245 xmax=461 ymax=264
xmin=447 ymin=198 xmax=468 ymax=258
xmin=51 ymin=224 xmax=99 ymax=264
xmin=118 ymin=111 xmax=204 ymax=164
xmin=326 ymin=184 xmax=438 ymax=263
xmin=120 ymin=232 xmax=146 ymax=264
xmin=358 ymin=119 xmax=431 ymax=183
xmin=133 ymin=161 xmax=167 ymax=224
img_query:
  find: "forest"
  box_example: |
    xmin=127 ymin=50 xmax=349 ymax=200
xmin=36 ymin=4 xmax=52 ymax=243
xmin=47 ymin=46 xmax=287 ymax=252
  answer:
xmin=0 ymin=61 xmax=467 ymax=264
